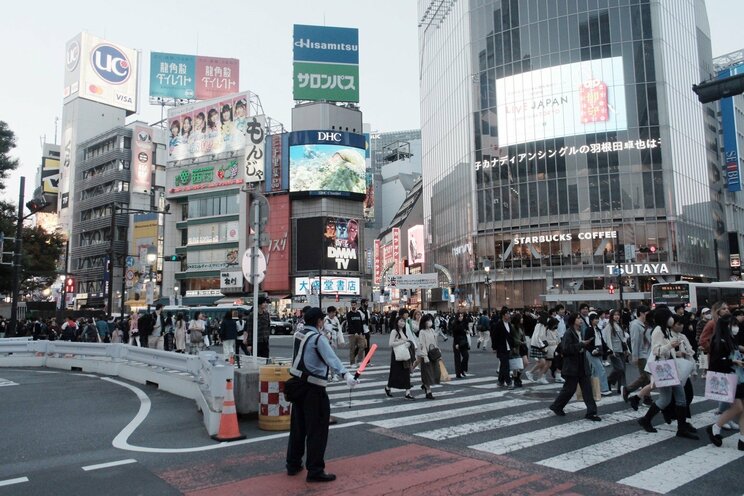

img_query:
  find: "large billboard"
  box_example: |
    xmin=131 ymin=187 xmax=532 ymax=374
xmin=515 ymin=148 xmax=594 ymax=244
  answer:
xmin=63 ymin=32 xmax=139 ymax=114
xmin=407 ymin=225 xmax=425 ymax=265
xmin=149 ymin=52 xmax=239 ymax=102
xmin=296 ymin=217 xmax=360 ymax=272
xmin=292 ymin=24 xmax=359 ymax=103
xmin=719 ymin=64 xmax=743 ymax=192
xmin=41 ymin=156 xmax=60 ymax=194
xmin=166 ymin=91 xmax=255 ymax=162
xmin=496 ymin=56 xmax=627 ymax=146
xmin=262 ymin=194 xmax=291 ymax=292
xmin=289 ymin=130 xmax=366 ymax=196
xmin=132 ymin=126 xmax=153 ymax=193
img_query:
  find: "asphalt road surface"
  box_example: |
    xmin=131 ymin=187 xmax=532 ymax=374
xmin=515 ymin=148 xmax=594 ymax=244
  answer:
xmin=0 ymin=332 xmax=741 ymax=495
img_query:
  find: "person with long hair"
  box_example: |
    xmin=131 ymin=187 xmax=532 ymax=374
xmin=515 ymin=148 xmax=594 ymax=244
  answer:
xmin=509 ymin=312 xmax=528 ymax=387
xmin=528 ymin=315 xmax=559 ymax=384
xmin=604 ymin=309 xmax=629 ymax=395
xmin=637 ymin=306 xmax=698 ymax=439
xmin=706 ymin=314 xmax=744 ymax=449
xmin=174 ymin=312 xmax=186 ymax=353
xmin=385 ymin=315 xmax=416 ymax=399
xmin=128 ymin=313 xmax=140 ymax=346
xmin=417 ymin=314 xmax=441 ymax=399
xmin=452 ymin=311 xmax=470 ymax=379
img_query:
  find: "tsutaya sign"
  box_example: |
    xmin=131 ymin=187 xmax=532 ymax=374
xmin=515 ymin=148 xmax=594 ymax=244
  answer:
xmin=513 ymin=230 xmax=617 ymax=245
xmin=606 ymin=263 xmax=669 ymax=276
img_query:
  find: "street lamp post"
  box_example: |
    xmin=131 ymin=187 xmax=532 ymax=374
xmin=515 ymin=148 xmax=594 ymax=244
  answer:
xmin=145 ymin=245 xmax=157 ymax=314
xmin=484 ymin=265 xmax=491 ymax=317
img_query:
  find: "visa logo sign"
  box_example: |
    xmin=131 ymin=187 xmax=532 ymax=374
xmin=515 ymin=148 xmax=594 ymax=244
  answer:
xmin=91 ymin=44 xmax=131 ymax=84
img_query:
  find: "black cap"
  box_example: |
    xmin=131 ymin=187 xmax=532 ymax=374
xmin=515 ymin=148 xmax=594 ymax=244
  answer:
xmin=258 ymin=296 xmax=270 ymax=305
xmin=304 ymin=307 xmax=325 ymax=325
xmin=350 ymin=298 xmax=358 ymax=304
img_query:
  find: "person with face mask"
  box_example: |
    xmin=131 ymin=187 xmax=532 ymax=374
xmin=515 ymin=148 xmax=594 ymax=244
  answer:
xmin=696 ymin=307 xmax=713 ymax=379
xmin=385 ymin=315 xmax=417 ymax=399
xmin=416 ymin=314 xmax=441 ymax=399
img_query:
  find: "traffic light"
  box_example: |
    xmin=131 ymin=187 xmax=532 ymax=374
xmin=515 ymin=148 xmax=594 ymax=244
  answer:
xmin=64 ymin=277 xmax=75 ymax=294
xmin=164 ymin=254 xmax=185 ymax=262
xmin=693 ymin=72 xmax=744 ymax=103
xmin=639 ymin=245 xmax=657 ymax=254
xmin=26 ymin=195 xmax=49 ymax=214
xmin=608 ymin=284 xmax=615 ymax=295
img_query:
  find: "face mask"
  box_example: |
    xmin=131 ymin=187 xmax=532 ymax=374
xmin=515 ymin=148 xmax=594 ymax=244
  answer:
xmin=732 ymin=325 xmax=740 ymax=336
xmin=426 ymin=321 xmax=433 ymax=328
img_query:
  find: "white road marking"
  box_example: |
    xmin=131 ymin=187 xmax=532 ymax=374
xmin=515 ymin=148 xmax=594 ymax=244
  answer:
xmin=420 ymin=395 xmax=625 ymax=441
xmin=469 ymin=397 xmax=705 ymax=455
xmin=82 ymin=459 xmax=138 ymax=471
xmin=617 ymin=438 xmax=744 ymax=493
xmin=331 ymin=390 xmax=459 ymax=409
xmin=327 ymin=384 xmax=446 ymax=401
xmin=370 ymin=398 xmax=537 ymax=429
xmin=537 ymin=410 xmax=720 ymax=472
xmin=332 ymin=389 xmax=515 ymax=420
xmin=0 ymin=477 xmax=28 ymax=487
xmin=441 ymin=376 xmax=498 ymax=386
xmin=104 ymin=374 xmax=363 ymax=453
xmin=0 ymin=378 xmax=20 ymax=387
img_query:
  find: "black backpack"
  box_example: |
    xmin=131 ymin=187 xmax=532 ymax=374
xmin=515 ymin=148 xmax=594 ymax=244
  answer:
xmin=84 ymin=324 xmax=98 ymax=342
xmin=61 ymin=324 xmax=77 ymax=341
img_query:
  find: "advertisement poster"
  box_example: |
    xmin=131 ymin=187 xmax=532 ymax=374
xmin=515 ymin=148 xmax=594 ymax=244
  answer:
xmin=262 ymin=195 xmax=291 ymax=292
xmin=496 ymin=56 xmax=627 ymax=146
xmin=167 ymin=92 xmax=253 ymax=162
xmin=374 ymin=239 xmax=382 ymax=285
xmin=289 ymin=131 xmax=366 ymax=195
xmin=294 ymin=276 xmax=360 ymax=296
xmin=41 ymin=156 xmax=60 ymax=194
xmin=244 ymin=116 xmax=266 ymax=183
xmin=292 ymin=24 xmax=359 ymax=103
xmin=295 ymin=217 xmax=359 ymax=272
xmin=132 ymin=126 xmax=153 ymax=193
xmin=73 ymin=33 xmax=139 ymax=114
xmin=407 ymin=225 xmax=425 ymax=265
xmin=392 ymin=228 xmax=401 ymax=275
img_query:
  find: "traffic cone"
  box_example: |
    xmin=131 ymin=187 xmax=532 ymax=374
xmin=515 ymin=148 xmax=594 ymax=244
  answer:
xmin=211 ymin=379 xmax=246 ymax=442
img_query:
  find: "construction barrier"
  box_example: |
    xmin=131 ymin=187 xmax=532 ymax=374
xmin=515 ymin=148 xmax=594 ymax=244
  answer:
xmin=258 ymin=364 xmax=291 ymax=431
xmin=211 ymin=379 xmax=246 ymax=442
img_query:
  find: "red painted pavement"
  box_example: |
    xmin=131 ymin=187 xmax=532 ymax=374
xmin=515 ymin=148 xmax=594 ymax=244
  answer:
xmin=171 ymin=444 xmax=655 ymax=496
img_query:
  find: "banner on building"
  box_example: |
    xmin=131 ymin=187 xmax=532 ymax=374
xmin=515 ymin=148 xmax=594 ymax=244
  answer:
xmin=294 ymin=276 xmax=360 ymax=296
xmin=41 ymin=156 xmax=60 ymax=194
xmin=296 ymin=217 xmax=360 ymax=272
xmin=386 ymin=273 xmax=438 ymax=290
xmin=262 ymin=194 xmax=291 ymax=292
xmin=220 ymin=271 xmax=243 ymax=292
xmin=407 ymin=225 xmax=424 ymax=265
xmin=149 ymin=52 xmax=239 ymax=103
xmin=132 ymin=126 xmax=153 ymax=193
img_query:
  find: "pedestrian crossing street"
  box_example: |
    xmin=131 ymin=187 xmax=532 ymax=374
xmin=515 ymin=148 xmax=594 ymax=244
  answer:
xmin=326 ymin=365 xmax=743 ymax=495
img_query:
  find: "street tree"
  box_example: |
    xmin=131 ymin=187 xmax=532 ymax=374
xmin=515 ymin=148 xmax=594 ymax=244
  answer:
xmin=0 ymin=121 xmax=19 ymax=191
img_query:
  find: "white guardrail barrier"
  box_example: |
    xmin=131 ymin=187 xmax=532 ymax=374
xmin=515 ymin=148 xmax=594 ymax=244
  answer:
xmin=0 ymin=339 xmax=265 ymax=436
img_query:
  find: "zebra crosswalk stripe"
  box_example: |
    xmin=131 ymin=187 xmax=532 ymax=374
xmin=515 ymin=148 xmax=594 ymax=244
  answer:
xmin=331 ymin=390 xmax=461 ymax=409
xmin=616 ymin=438 xmax=744 ymax=494
xmin=536 ymin=410 xmax=720 ymax=472
xmin=469 ymin=397 xmax=705 ymax=455
xmin=369 ymin=398 xmax=536 ymax=429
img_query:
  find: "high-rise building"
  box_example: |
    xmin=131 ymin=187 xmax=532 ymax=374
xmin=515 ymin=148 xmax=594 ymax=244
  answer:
xmin=418 ymin=0 xmax=725 ymax=309
xmin=714 ymin=49 xmax=744 ymax=280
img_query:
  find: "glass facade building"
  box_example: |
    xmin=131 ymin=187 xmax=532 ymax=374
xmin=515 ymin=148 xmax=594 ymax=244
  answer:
xmin=419 ymin=0 xmax=725 ymax=309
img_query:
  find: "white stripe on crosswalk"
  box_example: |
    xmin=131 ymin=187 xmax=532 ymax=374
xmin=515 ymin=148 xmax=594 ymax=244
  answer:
xmin=418 ymin=395 xmax=625 ymax=441
xmin=469 ymin=397 xmax=705 ymax=455
xmin=441 ymin=376 xmax=497 ymax=386
xmin=369 ymin=398 xmax=536 ymax=429
xmin=327 ymin=384 xmax=447 ymax=401
xmin=332 ymin=389 xmax=515 ymax=420
xmin=617 ymin=437 xmax=744 ymax=494
xmin=332 ymin=390 xmax=460 ymax=409
xmin=536 ymin=410 xmax=719 ymax=472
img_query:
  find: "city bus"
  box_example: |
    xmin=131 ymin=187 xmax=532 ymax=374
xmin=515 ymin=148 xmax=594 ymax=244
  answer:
xmin=136 ymin=305 xmax=253 ymax=321
xmin=651 ymin=281 xmax=744 ymax=313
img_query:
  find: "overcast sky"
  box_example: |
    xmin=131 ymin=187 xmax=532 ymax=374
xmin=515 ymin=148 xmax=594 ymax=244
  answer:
xmin=0 ymin=0 xmax=741 ymax=204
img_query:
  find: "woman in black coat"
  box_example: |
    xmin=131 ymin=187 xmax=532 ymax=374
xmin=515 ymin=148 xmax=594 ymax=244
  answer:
xmin=219 ymin=310 xmax=239 ymax=359
xmin=451 ymin=312 xmax=470 ymax=378
xmin=549 ymin=313 xmax=601 ymax=421
xmin=706 ymin=315 xmax=744 ymax=449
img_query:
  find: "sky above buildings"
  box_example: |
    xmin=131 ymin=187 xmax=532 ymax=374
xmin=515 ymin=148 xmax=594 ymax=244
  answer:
xmin=0 ymin=0 xmax=740 ymax=203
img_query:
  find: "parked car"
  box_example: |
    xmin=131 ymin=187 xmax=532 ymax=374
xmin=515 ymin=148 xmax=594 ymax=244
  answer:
xmin=270 ymin=317 xmax=293 ymax=335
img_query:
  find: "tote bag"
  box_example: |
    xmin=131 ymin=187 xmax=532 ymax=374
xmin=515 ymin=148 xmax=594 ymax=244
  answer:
xmin=704 ymin=371 xmax=737 ymax=403
xmin=393 ymin=343 xmax=411 ymax=361
xmin=648 ymin=358 xmax=680 ymax=387
xmin=508 ymin=357 xmax=524 ymax=371
xmin=575 ymin=377 xmax=601 ymax=401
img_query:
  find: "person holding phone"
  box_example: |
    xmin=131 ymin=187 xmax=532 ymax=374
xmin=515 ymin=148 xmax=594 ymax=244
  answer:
xmin=549 ymin=313 xmax=601 ymax=421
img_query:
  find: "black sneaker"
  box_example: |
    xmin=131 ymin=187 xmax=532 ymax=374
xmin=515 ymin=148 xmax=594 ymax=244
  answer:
xmin=629 ymin=395 xmax=640 ymax=411
xmin=585 ymin=414 xmax=602 ymax=422
xmin=706 ymin=425 xmax=723 ymax=447
xmin=643 ymin=396 xmax=653 ymax=406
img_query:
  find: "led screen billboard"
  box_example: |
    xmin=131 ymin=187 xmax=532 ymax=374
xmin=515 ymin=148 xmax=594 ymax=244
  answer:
xmin=289 ymin=130 xmax=366 ymax=196
xmin=496 ymin=56 xmax=627 ymax=146
xmin=296 ymin=217 xmax=360 ymax=272
xmin=407 ymin=225 xmax=425 ymax=265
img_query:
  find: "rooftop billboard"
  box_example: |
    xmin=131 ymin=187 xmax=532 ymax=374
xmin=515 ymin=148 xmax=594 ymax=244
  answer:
xmin=289 ymin=130 xmax=366 ymax=196
xmin=149 ymin=52 xmax=239 ymax=103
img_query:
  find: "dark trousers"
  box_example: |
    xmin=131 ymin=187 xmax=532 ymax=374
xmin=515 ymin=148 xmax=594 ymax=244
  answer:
xmin=257 ymin=341 xmax=269 ymax=359
xmin=286 ymin=384 xmax=330 ymax=476
xmin=551 ymin=374 xmax=597 ymax=416
xmin=453 ymin=343 xmax=469 ymax=376
xmin=497 ymin=351 xmax=511 ymax=385
xmin=363 ymin=333 xmax=371 ymax=358
xmin=626 ymin=358 xmax=650 ymax=394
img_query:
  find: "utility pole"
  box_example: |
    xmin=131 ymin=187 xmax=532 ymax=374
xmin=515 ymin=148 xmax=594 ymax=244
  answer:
xmin=107 ymin=203 xmax=117 ymax=318
xmin=9 ymin=177 xmax=25 ymax=337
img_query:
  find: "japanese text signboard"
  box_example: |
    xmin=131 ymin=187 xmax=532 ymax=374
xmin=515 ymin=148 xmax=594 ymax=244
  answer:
xmin=150 ymin=52 xmax=239 ymax=102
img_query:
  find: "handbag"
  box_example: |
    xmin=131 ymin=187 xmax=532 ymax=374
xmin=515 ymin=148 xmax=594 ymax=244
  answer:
xmin=427 ymin=347 xmax=442 ymax=362
xmin=438 ymin=359 xmax=451 ymax=382
xmin=393 ymin=343 xmax=411 ymax=361
xmin=648 ymin=358 xmax=681 ymax=387
xmin=704 ymin=371 xmax=737 ymax=403
xmin=576 ymin=377 xmax=602 ymax=401
xmin=674 ymin=357 xmax=695 ymax=383
xmin=284 ymin=376 xmax=309 ymax=403
xmin=508 ymin=357 xmax=524 ymax=371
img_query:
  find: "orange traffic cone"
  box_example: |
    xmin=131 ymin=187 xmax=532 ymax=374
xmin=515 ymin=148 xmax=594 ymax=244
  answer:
xmin=211 ymin=378 xmax=246 ymax=442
